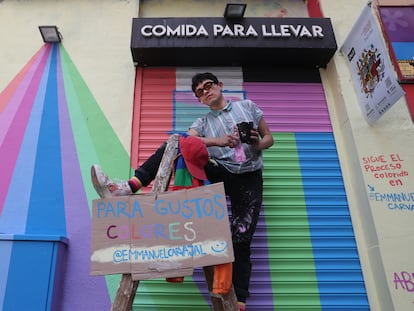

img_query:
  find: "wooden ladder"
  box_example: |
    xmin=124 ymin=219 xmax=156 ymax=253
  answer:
xmin=108 ymin=134 xmax=238 ymax=311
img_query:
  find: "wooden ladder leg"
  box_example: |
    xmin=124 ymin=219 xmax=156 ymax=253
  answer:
xmin=203 ymin=266 xmax=239 ymax=311
xmin=109 ymin=134 xmax=179 ymax=310
xmin=150 ymin=134 xmax=179 ymax=193
xmin=110 ymin=275 xmax=139 ymax=311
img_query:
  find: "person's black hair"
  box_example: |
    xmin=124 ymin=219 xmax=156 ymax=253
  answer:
xmin=191 ymin=72 xmax=219 ymax=93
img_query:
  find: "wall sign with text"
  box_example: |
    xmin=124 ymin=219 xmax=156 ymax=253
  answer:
xmin=130 ymin=17 xmax=337 ymax=67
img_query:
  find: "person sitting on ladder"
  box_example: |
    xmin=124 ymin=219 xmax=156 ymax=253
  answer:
xmin=91 ymin=72 xmax=274 ymax=311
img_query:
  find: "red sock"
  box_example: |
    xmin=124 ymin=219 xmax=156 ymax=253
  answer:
xmin=128 ymin=176 xmax=142 ymax=193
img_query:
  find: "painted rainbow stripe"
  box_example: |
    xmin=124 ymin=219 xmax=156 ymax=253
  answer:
xmin=0 ymin=44 xmax=130 ymax=310
xmin=0 ymin=47 xmax=369 ymax=310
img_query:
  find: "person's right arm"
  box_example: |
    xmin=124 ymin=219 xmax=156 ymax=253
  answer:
xmin=187 ymin=128 xmax=239 ymax=148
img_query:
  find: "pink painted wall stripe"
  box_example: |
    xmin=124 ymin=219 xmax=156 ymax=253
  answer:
xmin=0 ymin=46 xmax=51 ymax=214
xmin=0 ymin=49 xmax=52 ymax=233
xmin=0 ymin=46 xmax=47 ymax=113
xmin=0 ymin=46 xmax=50 ymax=146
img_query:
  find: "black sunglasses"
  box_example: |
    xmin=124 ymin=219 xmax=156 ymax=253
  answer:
xmin=195 ymin=81 xmax=216 ymax=98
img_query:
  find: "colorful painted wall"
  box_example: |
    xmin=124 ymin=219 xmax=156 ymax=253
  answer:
xmin=0 ymin=43 xmax=370 ymax=310
xmin=129 ymin=67 xmax=370 ymax=309
xmin=0 ymin=43 xmax=124 ymax=310
xmin=1 ymin=0 xmax=413 ymax=310
xmin=0 ymin=1 xmax=137 ymax=310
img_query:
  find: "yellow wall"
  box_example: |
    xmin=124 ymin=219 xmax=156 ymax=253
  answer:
xmin=139 ymin=0 xmax=308 ymax=17
xmin=0 ymin=0 xmax=138 ymax=152
xmin=320 ymin=1 xmax=414 ymax=310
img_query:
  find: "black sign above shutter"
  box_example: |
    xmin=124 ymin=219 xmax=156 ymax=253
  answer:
xmin=131 ymin=17 xmax=337 ymax=67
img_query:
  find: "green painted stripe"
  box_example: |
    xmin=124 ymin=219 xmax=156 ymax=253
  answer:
xmin=59 ymin=46 xmax=131 ymax=301
xmin=263 ymin=133 xmax=320 ymax=310
xmin=59 ymin=46 xmax=130 ymax=179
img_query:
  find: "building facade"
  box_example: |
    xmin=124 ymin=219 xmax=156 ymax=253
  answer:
xmin=0 ymin=0 xmax=413 ymax=310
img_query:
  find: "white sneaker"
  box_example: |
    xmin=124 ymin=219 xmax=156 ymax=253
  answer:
xmin=91 ymin=165 xmax=132 ymax=198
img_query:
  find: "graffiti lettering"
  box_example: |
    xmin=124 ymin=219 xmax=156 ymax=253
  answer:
xmin=97 ymin=200 xmax=144 ymax=219
xmin=361 ymin=153 xmax=408 ymax=186
xmin=394 ymin=271 xmax=414 ymax=292
xmin=153 ymin=193 xmax=226 ymax=220
xmin=105 ymin=222 xmax=196 ymax=242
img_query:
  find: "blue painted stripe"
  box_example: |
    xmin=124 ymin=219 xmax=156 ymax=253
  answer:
xmin=296 ymin=132 xmax=369 ymax=310
xmin=26 ymin=45 xmax=66 ymax=235
xmin=3 ymin=241 xmax=54 ymax=310
xmin=0 ymin=49 xmax=52 ymax=234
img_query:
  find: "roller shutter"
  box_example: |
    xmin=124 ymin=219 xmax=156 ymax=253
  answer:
xmin=131 ymin=67 xmax=369 ymax=310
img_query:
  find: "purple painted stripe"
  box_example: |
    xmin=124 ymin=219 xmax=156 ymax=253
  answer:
xmin=174 ymin=91 xmax=198 ymax=103
xmin=0 ymin=48 xmax=52 ymax=233
xmin=0 ymin=46 xmax=51 ymax=215
xmin=243 ymin=82 xmax=332 ymax=133
xmin=56 ymin=48 xmax=111 ymax=310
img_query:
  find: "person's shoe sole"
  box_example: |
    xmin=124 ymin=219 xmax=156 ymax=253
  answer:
xmin=91 ymin=165 xmax=111 ymax=198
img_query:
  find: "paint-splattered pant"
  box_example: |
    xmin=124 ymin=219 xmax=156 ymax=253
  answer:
xmin=134 ymin=142 xmax=263 ymax=303
xmin=204 ymin=160 xmax=263 ymax=303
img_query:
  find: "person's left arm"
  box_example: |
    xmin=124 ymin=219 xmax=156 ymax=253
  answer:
xmin=249 ymin=117 xmax=274 ymax=151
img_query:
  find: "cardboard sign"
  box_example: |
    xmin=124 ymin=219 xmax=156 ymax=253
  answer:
xmin=90 ymin=182 xmax=234 ymax=280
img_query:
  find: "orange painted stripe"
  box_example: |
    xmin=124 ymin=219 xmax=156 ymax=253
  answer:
xmin=0 ymin=46 xmax=47 ymax=113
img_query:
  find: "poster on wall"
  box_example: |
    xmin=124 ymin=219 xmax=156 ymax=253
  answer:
xmin=340 ymin=2 xmax=405 ymax=124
